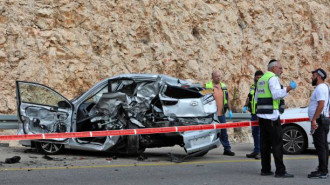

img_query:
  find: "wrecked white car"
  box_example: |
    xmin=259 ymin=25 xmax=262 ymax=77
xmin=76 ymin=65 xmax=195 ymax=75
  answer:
xmin=16 ymin=74 xmax=220 ymax=155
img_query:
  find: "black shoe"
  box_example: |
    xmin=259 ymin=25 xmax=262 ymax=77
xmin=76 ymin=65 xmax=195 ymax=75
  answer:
xmin=308 ymin=171 xmax=329 ymax=179
xmin=309 ymin=170 xmax=319 ymax=175
xmin=223 ymin=150 xmax=235 ymax=156
xmin=246 ymin=152 xmax=258 ymax=158
xmin=275 ymin=172 xmax=294 ymax=178
xmin=261 ymin=171 xmax=274 ymax=176
xmin=254 ymin=154 xmax=261 ymax=160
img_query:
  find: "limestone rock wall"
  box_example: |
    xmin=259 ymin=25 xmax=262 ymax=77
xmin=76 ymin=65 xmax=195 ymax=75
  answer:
xmin=0 ymin=0 xmax=329 ymax=114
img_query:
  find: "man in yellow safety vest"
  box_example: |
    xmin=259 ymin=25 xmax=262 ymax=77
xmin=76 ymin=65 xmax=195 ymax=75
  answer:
xmin=256 ymin=59 xmax=297 ymax=178
xmin=243 ymin=70 xmax=264 ymax=159
xmin=205 ymin=70 xmax=235 ymax=156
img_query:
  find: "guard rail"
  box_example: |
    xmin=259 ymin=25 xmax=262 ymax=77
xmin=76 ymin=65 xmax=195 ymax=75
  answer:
xmin=0 ymin=113 xmax=251 ymax=130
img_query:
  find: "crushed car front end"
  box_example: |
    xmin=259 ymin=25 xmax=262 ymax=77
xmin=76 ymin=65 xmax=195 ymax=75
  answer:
xmin=17 ymin=74 xmax=220 ymax=155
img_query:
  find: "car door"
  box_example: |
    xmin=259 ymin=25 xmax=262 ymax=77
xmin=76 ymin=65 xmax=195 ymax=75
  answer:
xmin=16 ymin=81 xmax=73 ymax=141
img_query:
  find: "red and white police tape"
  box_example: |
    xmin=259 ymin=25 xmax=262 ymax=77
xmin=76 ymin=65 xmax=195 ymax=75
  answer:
xmin=0 ymin=117 xmax=310 ymax=141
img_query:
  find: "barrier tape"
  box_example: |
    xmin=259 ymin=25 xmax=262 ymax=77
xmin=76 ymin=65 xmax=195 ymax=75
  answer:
xmin=0 ymin=117 xmax=310 ymax=141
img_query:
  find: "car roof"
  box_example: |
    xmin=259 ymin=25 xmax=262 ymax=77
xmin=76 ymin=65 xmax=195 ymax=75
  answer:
xmin=104 ymin=73 xmax=193 ymax=86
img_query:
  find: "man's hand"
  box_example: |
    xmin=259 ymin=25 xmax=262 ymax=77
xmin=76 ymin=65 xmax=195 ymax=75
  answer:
xmin=228 ymin=110 xmax=233 ymax=119
xmin=242 ymin=106 xmax=248 ymax=113
xmin=311 ymin=120 xmax=318 ymax=130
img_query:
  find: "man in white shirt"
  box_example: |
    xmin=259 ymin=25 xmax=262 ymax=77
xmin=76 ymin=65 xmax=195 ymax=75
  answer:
xmin=307 ymin=68 xmax=329 ymax=179
xmin=255 ymin=59 xmax=296 ymax=178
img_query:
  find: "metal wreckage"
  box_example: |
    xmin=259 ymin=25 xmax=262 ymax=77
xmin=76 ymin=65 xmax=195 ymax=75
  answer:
xmin=17 ymin=74 xmax=220 ymax=157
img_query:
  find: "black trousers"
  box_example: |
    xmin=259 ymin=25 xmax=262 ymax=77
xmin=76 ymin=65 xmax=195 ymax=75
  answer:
xmin=258 ymin=117 xmax=286 ymax=175
xmin=312 ymin=119 xmax=329 ymax=173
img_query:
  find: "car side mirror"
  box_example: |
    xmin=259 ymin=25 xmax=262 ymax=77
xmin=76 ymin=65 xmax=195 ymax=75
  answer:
xmin=58 ymin=100 xmax=71 ymax=109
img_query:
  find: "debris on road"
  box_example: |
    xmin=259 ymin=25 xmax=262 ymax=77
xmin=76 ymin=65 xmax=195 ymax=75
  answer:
xmin=43 ymin=155 xmax=63 ymax=161
xmin=167 ymin=153 xmax=187 ymax=163
xmin=0 ymin=143 xmax=9 ymax=147
xmin=5 ymin=156 xmax=21 ymax=164
xmin=136 ymin=154 xmax=148 ymax=161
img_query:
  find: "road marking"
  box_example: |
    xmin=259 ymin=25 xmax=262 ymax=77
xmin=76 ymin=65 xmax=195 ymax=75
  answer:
xmin=0 ymin=156 xmax=319 ymax=172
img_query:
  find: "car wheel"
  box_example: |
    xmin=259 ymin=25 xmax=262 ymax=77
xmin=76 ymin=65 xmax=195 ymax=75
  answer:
xmin=36 ymin=142 xmax=64 ymax=155
xmin=123 ymin=123 xmax=145 ymax=155
xmin=282 ymin=126 xmax=307 ymax=154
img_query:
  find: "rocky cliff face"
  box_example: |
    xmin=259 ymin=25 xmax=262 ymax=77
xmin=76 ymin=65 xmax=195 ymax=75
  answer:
xmin=0 ymin=0 xmax=329 ymax=114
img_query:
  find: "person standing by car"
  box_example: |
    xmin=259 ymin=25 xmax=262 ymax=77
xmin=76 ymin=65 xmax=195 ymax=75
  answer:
xmin=205 ymin=70 xmax=235 ymax=156
xmin=307 ymin=68 xmax=329 ymax=179
xmin=243 ymin=70 xmax=264 ymax=159
xmin=255 ymin=59 xmax=296 ymax=178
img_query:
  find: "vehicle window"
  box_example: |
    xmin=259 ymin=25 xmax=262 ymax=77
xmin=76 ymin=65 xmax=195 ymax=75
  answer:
xmin=85 ymin=86 xmax=109 ymax=104
xmin=164 ymin=85 xmax=203 ymax=99
xmin=83 ymin=79 xmax=136 ymax=104
xmin=19 ymin=83 xmax=66 ymax=107
xmin=110 ymin=81 xmax=119 ymax=92
xmin=113 ymin=80 xmax=136 ymax=96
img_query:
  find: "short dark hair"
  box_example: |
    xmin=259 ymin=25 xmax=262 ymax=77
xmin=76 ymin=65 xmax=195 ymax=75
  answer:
xmin=312 ymin=68 xmax=327 ymax=80
xmin=254 ymin=70 xmax=264 ymax=77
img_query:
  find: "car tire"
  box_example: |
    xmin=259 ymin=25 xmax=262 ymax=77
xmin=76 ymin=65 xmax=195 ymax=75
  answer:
xmin=282 ymin=125 xmax=307 ymax=154
xmin=36 ymin=142 xmax=64 ymax=155
xmin=125 ymin=124 xmax=145 ymax=155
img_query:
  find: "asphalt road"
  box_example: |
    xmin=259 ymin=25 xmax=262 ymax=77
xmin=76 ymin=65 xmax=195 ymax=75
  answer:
xmin=0 ymin=143 xmax=328 ymax=185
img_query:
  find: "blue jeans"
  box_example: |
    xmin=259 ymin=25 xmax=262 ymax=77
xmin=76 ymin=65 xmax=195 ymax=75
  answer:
xmin=251 ymin=114 xmax=260 ymax=153
xmin=218 ymin=115 xmax=231 ymax=151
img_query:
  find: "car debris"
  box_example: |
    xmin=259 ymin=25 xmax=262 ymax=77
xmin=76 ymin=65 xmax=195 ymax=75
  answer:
xmin=42 ymin=155 xmax=62 ymax=161
xmin=168 ymin=148 xmax=213 ymax=163
xmin=5 ymin=156 xmax=21 ymax=164
xmin=0 ymin=143 xmax=9 ymax=147
xmin=136 ymin=154 xmax=148 ymax=161
xmin=167 ymin=152 xmax=193 ymax=163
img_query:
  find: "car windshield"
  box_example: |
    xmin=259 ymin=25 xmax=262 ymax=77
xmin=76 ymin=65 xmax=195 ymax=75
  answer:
xmin=70 ymin=91 xmax=86 ymax=102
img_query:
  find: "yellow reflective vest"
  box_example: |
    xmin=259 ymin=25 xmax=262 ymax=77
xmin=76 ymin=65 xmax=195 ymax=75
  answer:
xmin=256 ymin=71 xmax=285 ymax=114
xmin=205 ymin=81 xmax=229 ymax=113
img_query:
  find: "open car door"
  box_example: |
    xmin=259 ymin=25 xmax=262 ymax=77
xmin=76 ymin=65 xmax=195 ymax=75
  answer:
xmin=16 ymin=81 xmax=73 ymax=141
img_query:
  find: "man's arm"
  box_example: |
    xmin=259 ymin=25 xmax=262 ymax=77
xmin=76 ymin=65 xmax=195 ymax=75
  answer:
xmin=286 ymin=85 xmax=293 ymax=92
xmin=244 ymin=96 xmax=249 ymax=107
xmin=227 ymin=91 xmax=232 ymax=111
xmin=213 ymin=86 xmax=224 ymax=116
xmin=269 ymin=77 xmax=288 ymax=100
xmin=311 ymin=100 xmax=325 ymax=129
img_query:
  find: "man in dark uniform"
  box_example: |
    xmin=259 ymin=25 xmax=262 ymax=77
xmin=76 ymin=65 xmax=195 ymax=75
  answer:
xmin=243 ymin=70 xmax=264 ymax=159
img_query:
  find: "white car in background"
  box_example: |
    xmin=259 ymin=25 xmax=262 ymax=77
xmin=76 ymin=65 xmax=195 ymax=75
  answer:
xmin=280 ymin=107 xmax=330 ymax=154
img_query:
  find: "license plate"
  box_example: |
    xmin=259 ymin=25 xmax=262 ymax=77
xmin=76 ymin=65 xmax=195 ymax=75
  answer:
xmin=200 ymin=89 xmax=213 ymax=95
xmin=190 ymin=135 xmax=211 ymax=146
